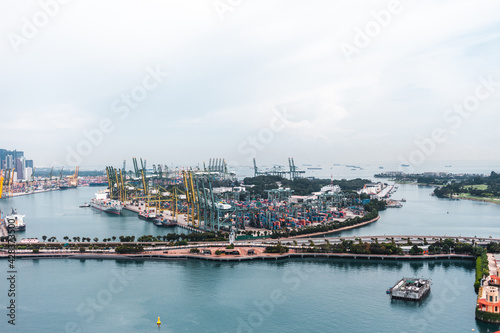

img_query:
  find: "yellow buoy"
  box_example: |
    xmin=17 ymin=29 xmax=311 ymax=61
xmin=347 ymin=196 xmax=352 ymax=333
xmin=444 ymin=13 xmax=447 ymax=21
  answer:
xmin=157 ymin=316 xmax=161 ymax=326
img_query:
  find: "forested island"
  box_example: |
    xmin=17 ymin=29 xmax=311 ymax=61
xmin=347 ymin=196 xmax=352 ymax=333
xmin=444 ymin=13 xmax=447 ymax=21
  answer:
xmin=242 ymin=175 xmax=371 ymax=197
xmin=433 ymin=171 xmax=500 ymax=203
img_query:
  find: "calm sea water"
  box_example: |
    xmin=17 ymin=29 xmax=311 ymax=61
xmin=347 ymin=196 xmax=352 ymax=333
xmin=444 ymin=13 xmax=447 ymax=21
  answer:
xmin=231 ymin=160 xmax=500 ymax=180
xmin=335 ymin=183 xmax=500 ymax=238
xmin=2 ymin=258 xmax=497 ymax=333
xmin=0 ymin=186 xmax=188 ymax=241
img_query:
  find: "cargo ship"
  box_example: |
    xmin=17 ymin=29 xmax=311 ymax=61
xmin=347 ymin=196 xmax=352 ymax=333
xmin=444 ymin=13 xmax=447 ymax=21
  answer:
xmin=90 ymin=191 xmax=123 ymax=215
xmin=4 ymin=208 xmax=26 ymax=231
xmin=59 ymin=183 xmax=77 ymax=190
xmin=89 ymin=181 xmax=109 ymax=187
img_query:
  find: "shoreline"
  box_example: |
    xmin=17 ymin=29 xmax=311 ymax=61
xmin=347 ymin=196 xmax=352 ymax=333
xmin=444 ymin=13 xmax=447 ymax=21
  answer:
xmin=450 ymin=195 xmax=500 ymax=205
xmin=283 ymin=215 xmax=380 ymax=239
xmin=0 ymin=251 xmax=475 ymax=262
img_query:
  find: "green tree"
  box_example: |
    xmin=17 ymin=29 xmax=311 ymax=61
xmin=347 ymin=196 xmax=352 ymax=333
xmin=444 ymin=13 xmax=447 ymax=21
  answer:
xmin=409 ymin=244 xmax=423 ymax=255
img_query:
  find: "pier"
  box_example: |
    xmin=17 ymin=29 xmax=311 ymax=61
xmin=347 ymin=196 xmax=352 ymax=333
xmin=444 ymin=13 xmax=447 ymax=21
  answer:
xmin=123 ymin=202 xmax=204 ymax=233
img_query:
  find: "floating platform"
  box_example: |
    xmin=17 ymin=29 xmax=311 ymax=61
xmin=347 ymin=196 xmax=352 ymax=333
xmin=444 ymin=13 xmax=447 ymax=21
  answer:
xmin=389 ymin=277 xmax=431 ymax=301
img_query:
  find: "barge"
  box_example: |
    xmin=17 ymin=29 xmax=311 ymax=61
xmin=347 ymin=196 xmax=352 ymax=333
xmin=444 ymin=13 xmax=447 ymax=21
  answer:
xmin=389 ymin=277 xmax=431 ymax=301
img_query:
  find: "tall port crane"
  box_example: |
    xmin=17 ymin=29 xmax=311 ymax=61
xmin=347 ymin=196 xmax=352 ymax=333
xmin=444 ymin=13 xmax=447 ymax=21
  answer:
xmin=0 ymin=170 xmax=4 ymax=199
xmin=132 ymin=157 xmax=140 ymax=178
xmin=67 ymin=167 xmax=79 ymax=187
xmin=182 ymin=170 xmax=200 ymax=227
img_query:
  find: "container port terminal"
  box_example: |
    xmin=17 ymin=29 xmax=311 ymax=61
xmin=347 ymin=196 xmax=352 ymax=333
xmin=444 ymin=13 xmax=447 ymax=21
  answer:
xmin=0 ymin=157 xmax=408 ymax=240
xmin=2 ymin=157 xmax=406 ymax=236
xmin=0 ymin=166 xmax=80 ymax=198
xmin=86 ymin=157 xmax=404 ymax=234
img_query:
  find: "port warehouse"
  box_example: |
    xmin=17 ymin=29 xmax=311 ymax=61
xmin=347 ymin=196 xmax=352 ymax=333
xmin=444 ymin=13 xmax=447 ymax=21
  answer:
xmin=1 ymin=157 xmax=403 ymax=233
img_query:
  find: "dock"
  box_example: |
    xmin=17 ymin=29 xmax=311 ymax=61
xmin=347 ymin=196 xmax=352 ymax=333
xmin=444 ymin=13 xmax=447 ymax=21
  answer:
xmin=123 ymin=202 xmax=203 ymax=233
xmin=389 ymin=277 xmax=431 ymax=301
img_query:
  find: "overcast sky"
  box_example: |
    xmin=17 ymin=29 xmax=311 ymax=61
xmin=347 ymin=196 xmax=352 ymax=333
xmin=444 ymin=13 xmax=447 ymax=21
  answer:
xmin=1 ymin=0 xmax=499 ymax=169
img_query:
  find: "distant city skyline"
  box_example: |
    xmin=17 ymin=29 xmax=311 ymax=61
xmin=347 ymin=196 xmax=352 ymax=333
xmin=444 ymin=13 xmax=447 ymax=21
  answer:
xmin=1 ymin=0 xmax=500 ymax=168
xmin=0 ymin=148 xmax=34 ymax=180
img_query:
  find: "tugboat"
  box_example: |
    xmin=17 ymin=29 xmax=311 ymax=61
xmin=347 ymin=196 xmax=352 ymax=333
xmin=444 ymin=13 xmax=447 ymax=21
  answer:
xmin=161 ymin=218 xmax=177 ymax=227
xmin=5 ymin=208 xmax=26 ymax=231
xmin=138 ymin=210 xmax=158 ymax=221
xmin=90 ymin=191 xmax=123 ymax=215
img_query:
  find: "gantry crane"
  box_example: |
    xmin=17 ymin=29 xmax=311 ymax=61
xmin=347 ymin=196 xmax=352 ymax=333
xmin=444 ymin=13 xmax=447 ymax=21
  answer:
xmin=0 ymin=169 xmax=4 ymax=199
xmin=68 ymin=166 xmax=79 ymax=187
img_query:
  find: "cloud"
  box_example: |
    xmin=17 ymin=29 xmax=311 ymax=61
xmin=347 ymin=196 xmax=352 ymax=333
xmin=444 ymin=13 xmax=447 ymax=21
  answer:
xmin=0 ymin=0 xmax=499 ymax=166
xmin=4 ymin=104 xmax=90 ymax=131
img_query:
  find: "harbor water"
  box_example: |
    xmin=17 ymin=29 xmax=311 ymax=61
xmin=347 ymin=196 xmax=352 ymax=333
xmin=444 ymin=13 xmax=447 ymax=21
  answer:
xmin=0 ymin=186 xmax=188 ymax=241
xmin=335 ymin=183 xmax=500 ymax=238
xmin=1 ymin=183 xmax=499 ymax=241
xmin=2 ymin=257 xmax=497 ymax=332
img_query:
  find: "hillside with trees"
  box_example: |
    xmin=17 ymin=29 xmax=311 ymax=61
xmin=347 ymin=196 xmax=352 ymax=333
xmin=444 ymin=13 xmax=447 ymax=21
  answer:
xmin=242 ymin=176 xmax=372 ymax=198
xmin=434 ymin=171 xmax=500 ymax=199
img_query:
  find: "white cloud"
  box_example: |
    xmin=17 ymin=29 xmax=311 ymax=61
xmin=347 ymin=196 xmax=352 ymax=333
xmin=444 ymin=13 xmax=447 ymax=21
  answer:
xmin=0 ymin=0 xmax=499 ymax=166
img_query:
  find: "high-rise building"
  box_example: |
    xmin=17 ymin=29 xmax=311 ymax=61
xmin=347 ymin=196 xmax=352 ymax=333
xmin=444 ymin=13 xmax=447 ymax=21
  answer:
xmin=15 ymin=157 xmax=25 ymax=180
xmin=1 ymin=149 xmax=32 ymax=180
xmin=6 ymin=155 xmax=14 ymax=169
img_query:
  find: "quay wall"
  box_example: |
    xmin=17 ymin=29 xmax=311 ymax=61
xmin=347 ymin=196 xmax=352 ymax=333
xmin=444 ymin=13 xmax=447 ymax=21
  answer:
xmin=1 ymin=252 xmax=475 ymax=262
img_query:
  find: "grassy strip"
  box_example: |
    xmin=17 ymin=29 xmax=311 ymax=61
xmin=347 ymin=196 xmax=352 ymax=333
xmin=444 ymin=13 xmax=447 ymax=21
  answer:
xmin=475 ymin=252 xmax=489 ymax=292
xmin=475 ymin=308 xmax=500 ymax=323
xmin=455 ymin=193 xmax=500 ymax=204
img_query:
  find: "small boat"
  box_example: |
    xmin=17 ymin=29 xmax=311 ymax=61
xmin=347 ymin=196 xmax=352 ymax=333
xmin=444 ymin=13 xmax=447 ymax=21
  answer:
xmin=139 ymin=210 xmax=158 ymax=221
xmin=162 ymin=219 xmax=177 ymax=227
xmin=401 ymin=164 xmax=410 ymax=167
xmin=5 ymin=208 xmax=26 ymax=231
xmin=80 ymin=203 xmax=90 ymax=208
xmin=60 ymin=184 xmax=77 ymax=190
